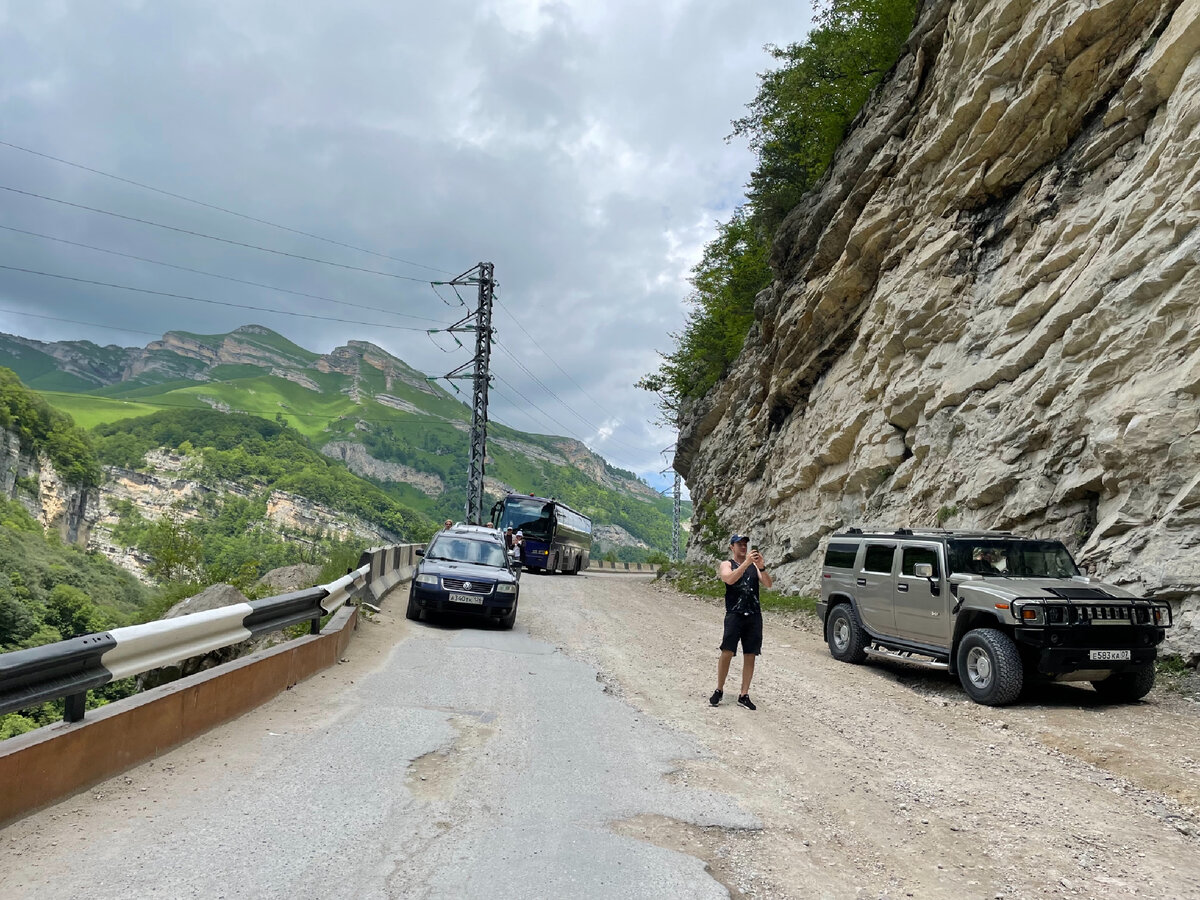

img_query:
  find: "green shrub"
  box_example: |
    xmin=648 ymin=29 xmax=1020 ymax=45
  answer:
xmin=640 ymin=0 xmax=918 ymax=409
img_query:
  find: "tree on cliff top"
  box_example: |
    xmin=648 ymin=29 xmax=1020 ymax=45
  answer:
xmin=0 ymin=367 xmax=101 ymax=487
xmin=639 ymin=0 xmax=917 ymax=411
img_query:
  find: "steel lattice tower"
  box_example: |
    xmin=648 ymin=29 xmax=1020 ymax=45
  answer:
xmin=672 ymin=472 xmax=682 ymax=561
xmin=439 ymin=262 xmax=495 ymax=524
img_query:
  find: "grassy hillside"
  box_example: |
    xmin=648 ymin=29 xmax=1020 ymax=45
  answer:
xmin=16 ymin=325 xmax=677 ymax=555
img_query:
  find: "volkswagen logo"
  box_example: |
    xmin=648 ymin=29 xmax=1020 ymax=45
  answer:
xmin=463 ymin=582 xmax=472 ymax=590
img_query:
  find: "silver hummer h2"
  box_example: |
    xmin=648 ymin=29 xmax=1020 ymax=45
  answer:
xmin=816 ymin=528 xmax=1173 ymax=706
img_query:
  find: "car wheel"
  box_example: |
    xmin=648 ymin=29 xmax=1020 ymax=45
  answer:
xmin=405 ymin=590 xmax=421 ymax=622
xmin=499 ymin=599 xmax=518 ymax=630
xmin=956 ymin=628 xmax=1023 ymax=706
xmin=827 ymin=603 xmax=867 ymax=663
xmin=1091 ymin=665 xmax=1155 ymax=702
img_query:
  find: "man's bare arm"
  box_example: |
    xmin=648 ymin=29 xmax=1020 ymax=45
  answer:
xmin=719 ymin=560 xmax=750 ymax=585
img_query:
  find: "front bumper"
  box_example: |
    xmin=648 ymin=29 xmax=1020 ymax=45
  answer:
xmin=411 ymin=584 xmax=516 ymax=618
xmin=1014 ymin=625 xmax=1165 ymax=676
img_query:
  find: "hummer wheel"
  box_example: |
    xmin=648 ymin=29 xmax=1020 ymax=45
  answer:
xmin=1091 ymin=665 xmax=1155 ymax=702
xmin=827 ymin=603 xmax=867 ymax=664
xmin=956 ymin=628 xmax=1023 ymax=706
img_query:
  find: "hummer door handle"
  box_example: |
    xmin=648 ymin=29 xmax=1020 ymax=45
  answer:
xmin=897 ymin=584 xmax=909 ymax=592
xmin=856 ymin=578 xmax=867 ymax=586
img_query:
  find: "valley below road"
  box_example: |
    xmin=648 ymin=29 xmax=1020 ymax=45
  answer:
xmin=5 ymin=574 xmax=1200 ymax=899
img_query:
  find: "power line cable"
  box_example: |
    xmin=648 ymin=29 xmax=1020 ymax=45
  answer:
xmin=491 ymin=337 xmax=646 ymax=456
xmin=0 ymin=305 xmax=163 ymax=338
xmin=0 ymin=224 xmax=447 ymax=324
xmin=0 ymin=184 xmax=435 ymax=282
xmin=0 ymin=139 xmax=455 ymax=276
xmin=493 ymin=296 xmax=625 ymax=425
xmin=490 ymin=372 xmax=648 ymax=474
xmin=490 ymin=373 xmax=567 ymax=436
xmin=0 ymin=264 xmax=442 ymax=331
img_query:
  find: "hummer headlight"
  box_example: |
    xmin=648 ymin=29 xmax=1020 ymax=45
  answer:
xmin=1015 ymin=603 xmax=1045 ymax=625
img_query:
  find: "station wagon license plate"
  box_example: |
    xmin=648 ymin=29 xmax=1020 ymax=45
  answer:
xmin=449 ymin=592 xmax=484 ymax=605
xmin=1089 ymin=649 xmax=1131 ymax=661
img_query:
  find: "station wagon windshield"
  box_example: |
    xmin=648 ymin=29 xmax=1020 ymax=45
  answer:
xmin=426 ymin=536 xmax=507 ymax=568
xmin=946 ymin=539 xmax=1080 ymax=578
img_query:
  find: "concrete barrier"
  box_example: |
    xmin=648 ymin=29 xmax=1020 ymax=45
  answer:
xmin=586 ymin=560 xmax=660 ymax=573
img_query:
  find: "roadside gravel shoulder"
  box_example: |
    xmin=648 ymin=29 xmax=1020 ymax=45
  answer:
xmin=528 ymin=573 xmax=1200 ymax=899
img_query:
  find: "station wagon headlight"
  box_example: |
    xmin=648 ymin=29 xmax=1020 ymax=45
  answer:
xmin=416 ymin=574 xmax=439 ymax=585
xmin=496 ymin=583 xmax=516 ymax=594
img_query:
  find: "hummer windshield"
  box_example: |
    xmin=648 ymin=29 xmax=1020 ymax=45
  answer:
xmin=946 ymin=539 xmax=1080 ymax=578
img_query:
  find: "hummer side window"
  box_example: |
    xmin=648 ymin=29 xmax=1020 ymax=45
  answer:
xmin=824 ymin=542 xmax=858 ymax=569
xmin=862 ymin=544 xmax=895 ymax=574
xmin=902 ymin=547 xmax=940 ymax=577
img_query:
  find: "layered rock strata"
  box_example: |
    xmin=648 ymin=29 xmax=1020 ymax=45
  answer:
xmin=676 ymin=0 xmax=1200 ymax=656
xmin=0 ymin=426 xmax=97 ymax=545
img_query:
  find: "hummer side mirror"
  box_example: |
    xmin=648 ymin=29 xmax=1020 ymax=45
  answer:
xmin=914 ymin=562 xmax=940 ymax=596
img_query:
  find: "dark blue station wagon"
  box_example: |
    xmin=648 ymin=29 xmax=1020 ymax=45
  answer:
xmin=407 ymin=528 xmax=520 ymax=628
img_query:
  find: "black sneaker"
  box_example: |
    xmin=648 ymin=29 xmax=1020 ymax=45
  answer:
xmin=737 ymin=694 xmax=756 ymax=710
xmin=709 ymin=689 xmax=723 ymax=707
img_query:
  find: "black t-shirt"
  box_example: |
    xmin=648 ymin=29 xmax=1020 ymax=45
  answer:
xmin=724 ymin=559 xmax=761 ymax=615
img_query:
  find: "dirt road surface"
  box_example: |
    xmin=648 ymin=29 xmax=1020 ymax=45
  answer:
xmin=5 ymin=571 xmax=1199 ymax=899
xmin=531 ymin=572 xmax=1200 ymax=899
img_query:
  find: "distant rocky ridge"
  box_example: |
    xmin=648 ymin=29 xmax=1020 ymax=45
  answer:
xmin=1 ymin=323 xmax=669 ymax=555
xmin=676 ymin=0 xmax=1199 ymax=657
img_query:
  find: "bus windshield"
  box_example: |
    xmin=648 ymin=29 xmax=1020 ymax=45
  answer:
xmin=500 ymin=498 xmax=553 ymax=540
xmin=946 ymin=539 xmax=1080 ymax=578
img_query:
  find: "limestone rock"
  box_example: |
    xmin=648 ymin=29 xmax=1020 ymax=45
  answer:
xmin=677 ymin=0 xmax=1200 ymax=656
xmin=321 ymin=441 xmax=445 ymax=497
xmin=0 ymin=426 xmax=97 ymax=546
xmin=254 ymin=564 xmax=324 ymax=593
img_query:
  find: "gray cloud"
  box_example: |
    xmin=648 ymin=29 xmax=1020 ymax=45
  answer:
xmin=0 ymin=0 xmax=815 ymax=489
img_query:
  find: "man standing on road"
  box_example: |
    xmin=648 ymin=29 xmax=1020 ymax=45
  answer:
xmin=711 ymin=534 xmax=772 ymax=710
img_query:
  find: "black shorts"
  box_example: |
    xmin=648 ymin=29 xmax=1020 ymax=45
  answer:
xmin=720 ymin=611 xmax=763 ymax=655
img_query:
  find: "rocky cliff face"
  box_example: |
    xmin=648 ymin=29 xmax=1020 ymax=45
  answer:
xmin=0 ymin=427 xmax=97 ymax=545
xmin=676 ymin=0 xmax=1200 ymax=655
xmin=91 ymin=449 xmax=398 ymax=581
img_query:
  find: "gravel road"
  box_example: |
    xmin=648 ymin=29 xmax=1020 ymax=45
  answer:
xmin=527 ymin=572 xmax=1200 ymax=900
xmin=4 ymin=571 xmax=1199 ymax=899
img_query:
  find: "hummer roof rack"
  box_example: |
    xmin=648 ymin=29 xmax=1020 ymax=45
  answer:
xmin=838 ymin=527 xmax=1016 ymax=538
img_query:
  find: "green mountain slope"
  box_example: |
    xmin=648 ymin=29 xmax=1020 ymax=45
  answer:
xmin=10 ymin=324 xmax=677 ymax=555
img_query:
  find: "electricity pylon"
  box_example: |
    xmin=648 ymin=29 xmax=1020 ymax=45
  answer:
xmin=439 ymin=262 xmax=495 ymax=525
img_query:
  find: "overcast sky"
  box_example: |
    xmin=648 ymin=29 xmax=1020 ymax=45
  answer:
xmin=0 ymin=0 xmax=815 ymax=492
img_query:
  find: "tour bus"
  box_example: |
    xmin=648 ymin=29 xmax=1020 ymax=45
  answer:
xmin=490 ymin=493 xmax=592 ymax=574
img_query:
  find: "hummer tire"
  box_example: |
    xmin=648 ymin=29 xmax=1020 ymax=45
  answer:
xmin=1091 ymin=665 xmax=1155 ymax=702
xmin=827 ymin=603 xmax=868 ymax=664
xmin=956 ymin=628 xmax=1023 ymax=706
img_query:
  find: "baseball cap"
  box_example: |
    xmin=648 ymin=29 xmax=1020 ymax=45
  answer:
xmin=729 ymin=533 xmax=750 ymax=545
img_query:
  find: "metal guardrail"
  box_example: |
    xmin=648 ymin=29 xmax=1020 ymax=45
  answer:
xmin=0 ymin=543 xmax=416 ymax=725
